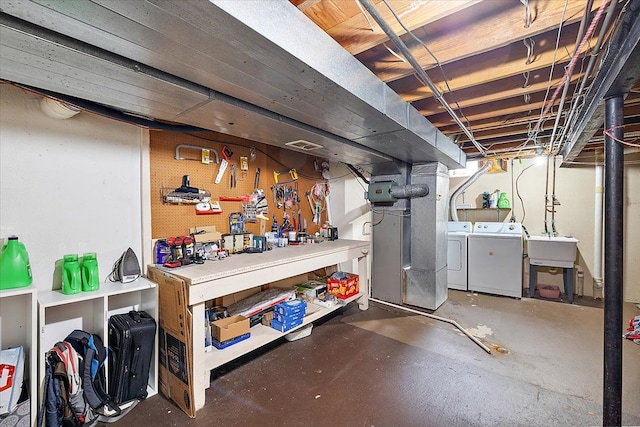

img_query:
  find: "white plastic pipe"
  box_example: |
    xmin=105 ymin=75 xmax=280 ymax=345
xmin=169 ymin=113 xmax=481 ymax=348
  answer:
xmin=576 ymin=265 xmax=585 ymax=297
xmin=369 ymin=298 xmax=492 ymax=354
xmin=593 ymin=165 xmax=604 ymax=298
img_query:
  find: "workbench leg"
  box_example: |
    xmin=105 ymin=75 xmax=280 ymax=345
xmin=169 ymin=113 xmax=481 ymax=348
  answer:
xmin=564 ymin=267 xmax=574 ymax=303
xmin=529 ymin=264 xmax=537 ymax=298
xmin=358 ymin=251 xmax=369 ymax=310
xmin=192 ymin=302 xmax=207 ymax=411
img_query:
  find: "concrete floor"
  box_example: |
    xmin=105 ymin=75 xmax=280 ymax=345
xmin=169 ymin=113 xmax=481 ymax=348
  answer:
xmin=108 ymin=291 xmax=640 ymax=426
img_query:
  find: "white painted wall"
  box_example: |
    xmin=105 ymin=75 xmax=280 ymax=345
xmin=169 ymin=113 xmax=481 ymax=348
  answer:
xmin=327 ymin=163 xmax=372 ymax=275
xmin=450 ymin=157 xmax=639 ymax=302
xmin=0 ymin=85 xmax=146 ymax=292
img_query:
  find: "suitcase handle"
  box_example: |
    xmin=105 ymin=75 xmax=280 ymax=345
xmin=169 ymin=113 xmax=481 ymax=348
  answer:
xmin=131 ymin=342 xmax=141 ymax=378
xmin=127 ymin=311 xmax=143 ymax=377
xmin=128 ymin=310 xmax=143 ymax=323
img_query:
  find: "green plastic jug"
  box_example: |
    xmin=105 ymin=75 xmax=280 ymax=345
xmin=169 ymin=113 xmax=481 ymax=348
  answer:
xmin=498 ymin=192 xmax=510 ymax=209
xmin=0 ymin=236 xmax=33 ymax=290
xmin=81 ymin=252 xmax=99 ymax=292
xmin=62 ymin=254 xmax=81 ymax=295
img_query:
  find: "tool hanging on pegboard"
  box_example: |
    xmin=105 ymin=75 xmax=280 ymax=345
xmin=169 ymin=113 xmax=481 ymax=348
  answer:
xmin=307 ymin=182 xmax=328 ymax=225
xmin=242 ymin=190 xmax=268 ymax=223
xmin=214 ymin=145 xmax=233 ymax=184
xmin=273 ymin=169 xmax=298 ymax=184
xmin=254 ymin=168 xmax=261 ymax=189
xmin=230 ymin=164 xmax=237 ymax=188
xmin=239 ymin=156 xmax=248 ymax=181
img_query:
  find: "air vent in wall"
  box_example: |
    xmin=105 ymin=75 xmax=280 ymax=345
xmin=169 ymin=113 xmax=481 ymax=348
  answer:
xmin=285 ymin=140 xmax=323 ymax=151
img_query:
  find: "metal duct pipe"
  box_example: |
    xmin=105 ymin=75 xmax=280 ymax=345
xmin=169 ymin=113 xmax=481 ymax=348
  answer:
xmin=390 ymin=184 xmax=429 ymax=199
xmin=449 ymin=161 xmax=492 ymax=221
xmin=603 ymin=95 xmax=624 ymax=426
xmin=404 ymin=163 xmax=449 ymax=310
xmin=358 ymin=0 xmax=486 ymax=156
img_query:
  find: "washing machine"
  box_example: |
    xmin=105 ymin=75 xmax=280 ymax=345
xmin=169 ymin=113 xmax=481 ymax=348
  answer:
xmin=447 ymin=221 xmax=472 ymax=291
xmin=468 ymin=222 xmax=523 ymax=298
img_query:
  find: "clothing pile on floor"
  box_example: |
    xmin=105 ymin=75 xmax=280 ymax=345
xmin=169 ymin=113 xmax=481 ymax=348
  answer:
xmin=623 ymin=315 xmax=640 ymax=345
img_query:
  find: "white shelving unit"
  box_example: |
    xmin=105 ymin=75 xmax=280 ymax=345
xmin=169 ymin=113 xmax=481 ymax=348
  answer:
xmin=0 ymin=286 xmax=37 ymax=427
xmin=37 ymin=278 xmax=158 ymax=410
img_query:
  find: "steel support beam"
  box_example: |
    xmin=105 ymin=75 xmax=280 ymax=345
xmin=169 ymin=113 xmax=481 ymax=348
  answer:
xmin=602 ymin=95 xmax=624 ymax=426
xmin=561 ymin=0 xmax=640 ymax=164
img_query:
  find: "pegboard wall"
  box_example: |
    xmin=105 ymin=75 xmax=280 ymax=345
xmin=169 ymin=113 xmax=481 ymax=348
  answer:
xmin=150 ymin=130 xmax=329 ymax=239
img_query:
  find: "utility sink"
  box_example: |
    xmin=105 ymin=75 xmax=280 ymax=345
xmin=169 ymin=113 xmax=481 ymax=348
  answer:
xmin=526 ymin=236 xmax=579 ymax=268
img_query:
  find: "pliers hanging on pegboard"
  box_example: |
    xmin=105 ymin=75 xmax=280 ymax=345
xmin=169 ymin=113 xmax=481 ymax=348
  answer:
xmin=230 ymin=164 xmax=237 ymax=188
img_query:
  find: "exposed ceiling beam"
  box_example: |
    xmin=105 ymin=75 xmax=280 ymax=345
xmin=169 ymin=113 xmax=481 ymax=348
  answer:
xmin=324 ymin=0 xmax=481 ymax=55
xmin=425 ymin=85 xmax=577 ymax=128
xmin=389 ymin=25 xmax=597 ymax=101
xmin=440 ymin=97 xmax=640 ymax=136
xmin=361 ymin=1 xmax=597 ymax=83
xmin=404 ymin=62 xmax=570 ymax=105
xmin=291 ymin=0 xmax=323 ymax=13
xmin=412 ymin=66 xmax=583 ymax=114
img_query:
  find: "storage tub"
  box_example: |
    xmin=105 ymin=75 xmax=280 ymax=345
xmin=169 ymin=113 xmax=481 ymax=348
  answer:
xmin=538 ymin=285 xmax=560 ymax=299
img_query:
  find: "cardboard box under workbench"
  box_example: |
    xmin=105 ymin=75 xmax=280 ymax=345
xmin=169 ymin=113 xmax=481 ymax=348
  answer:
xmin=147 ymin=266 xmax=196 ymax=418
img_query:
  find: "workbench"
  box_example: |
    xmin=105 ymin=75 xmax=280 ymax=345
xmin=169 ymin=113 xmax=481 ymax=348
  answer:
xmin=151 ymin=239 xmax=370 ymax=414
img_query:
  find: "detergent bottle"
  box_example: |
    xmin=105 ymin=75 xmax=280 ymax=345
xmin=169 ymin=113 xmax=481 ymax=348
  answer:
xmin=81 ymin=252 xmax=100 ymax=292
xmin=0 ymin=236 xmax=33 ymax=290
xmin=62 ymin=254 xmax=81 ymax=295
xmin=498 ymin=192 xmax=510 ymax=209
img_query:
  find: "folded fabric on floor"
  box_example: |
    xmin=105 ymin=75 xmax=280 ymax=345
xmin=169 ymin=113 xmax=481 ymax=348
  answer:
xmin=227 ymin=288 xmax=296 ymax=318
xmin=623 ymin=315 xmax=640 ymax=344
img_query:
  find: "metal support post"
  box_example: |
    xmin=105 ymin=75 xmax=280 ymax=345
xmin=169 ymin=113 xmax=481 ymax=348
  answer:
xmin=602 ymin=95 xmax=624 ymax=426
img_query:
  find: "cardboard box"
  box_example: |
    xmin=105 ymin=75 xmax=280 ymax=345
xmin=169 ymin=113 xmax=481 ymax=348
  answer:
xmin=148 ymin=266 xmax=196 ymax=418
xmin=273 ymin=311 xmax=305 ymax=325
xmin=210 ymin=315 xmax=249 ymax=343
xmin=273 ymin=299 xmax=307 ymax=316
xmin=189 ymin=225 xmax=221 ymax=243
xmin=327 ymin=273 xmax=359 ymax=299
xmin=270 ymin=317 xmax=303 ymax=332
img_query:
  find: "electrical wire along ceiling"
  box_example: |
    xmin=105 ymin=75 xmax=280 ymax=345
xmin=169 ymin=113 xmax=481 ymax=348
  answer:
xmin=292 ymin=0 xmax=640 ymax=165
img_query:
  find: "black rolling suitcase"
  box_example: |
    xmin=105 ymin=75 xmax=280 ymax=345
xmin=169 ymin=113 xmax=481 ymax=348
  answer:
xmin=108 ymin=310 xmax=156 ymax=405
